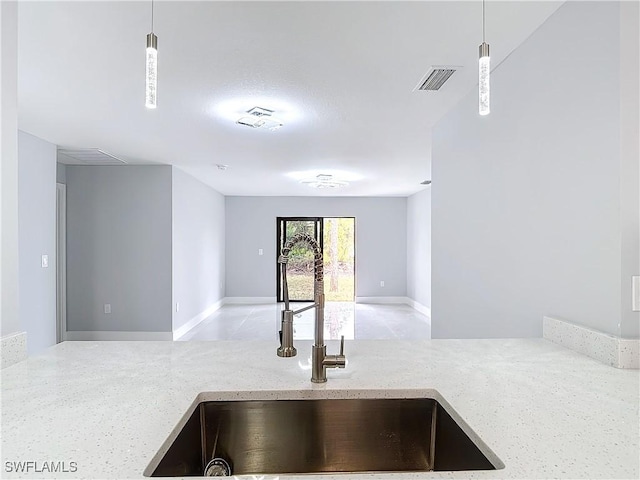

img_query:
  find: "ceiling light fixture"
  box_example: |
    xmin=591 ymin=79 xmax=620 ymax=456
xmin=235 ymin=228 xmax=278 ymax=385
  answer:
xmin=300 ymin=174 xmax=349 ymax=189
xmin=236 ymin=107 xmax=283 ymax=131
xmin=145 ymin=0 xmax=158 ymax=109
xmin=216 ymin=164 xmax=228 ymax=171
xmin=286 ymin=169 xmax=363 ymax=183
xmin=478 ymin=0 xmax=490 ymax=115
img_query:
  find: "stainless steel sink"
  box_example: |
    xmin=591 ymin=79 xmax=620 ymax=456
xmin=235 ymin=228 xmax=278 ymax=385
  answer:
xmin=145 ymin=397 xmax=502 ymax=477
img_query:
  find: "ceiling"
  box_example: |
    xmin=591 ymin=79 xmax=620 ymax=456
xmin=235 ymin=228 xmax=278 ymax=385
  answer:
xmin=18 ymin=1 xmax=562 ymax=196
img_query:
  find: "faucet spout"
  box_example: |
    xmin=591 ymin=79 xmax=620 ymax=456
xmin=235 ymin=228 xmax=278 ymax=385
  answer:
xmin=277 ymin=232 xmax=346 ymax=382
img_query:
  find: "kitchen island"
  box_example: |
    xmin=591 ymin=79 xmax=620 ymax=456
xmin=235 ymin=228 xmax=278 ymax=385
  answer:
xmin=1 ymin=339 xmax=638 ymax=479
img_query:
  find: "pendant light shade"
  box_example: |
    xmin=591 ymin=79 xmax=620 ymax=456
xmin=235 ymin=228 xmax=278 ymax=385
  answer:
xmin=145 ymin=0 xmax=157 ymax=109
xmin=478 ymin=42 xmax=490 ymax=115
xmin=478 ymin=0 xmax=490 ymax=116
xmin=145 ymin=32 xmax=158 ymax=108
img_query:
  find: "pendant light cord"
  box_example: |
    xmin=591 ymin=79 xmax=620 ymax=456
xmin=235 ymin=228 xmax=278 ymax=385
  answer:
xmin=151 ymin=0 xmax=154 ymax=33
xmin=482 ymin=0 xmax=485 ymax=42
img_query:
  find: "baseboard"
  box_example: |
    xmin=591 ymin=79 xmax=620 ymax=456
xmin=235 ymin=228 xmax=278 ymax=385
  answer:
xmin=406 ymin=299 xmax=431 ymax=317
xmin=1 ymin=332 xmax=27 ymax=369
xmin=355 ymin=296 xmax=412 ymax=305
xmin=65 ymin=331 xmax=173 ymax=341
xmin=173 ymin=299 xmax=225 ymax=340
xmin=354 ymin=296 xmax=432 ymax=318
xmin=543 ymin=316 xmax=639 ymax=369
xmin=224 ymin=297 xmax=276 ymax=304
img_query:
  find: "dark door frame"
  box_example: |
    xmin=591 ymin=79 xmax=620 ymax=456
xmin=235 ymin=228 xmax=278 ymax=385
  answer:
xmin=276 ymin=217 xmax=323 ymax=302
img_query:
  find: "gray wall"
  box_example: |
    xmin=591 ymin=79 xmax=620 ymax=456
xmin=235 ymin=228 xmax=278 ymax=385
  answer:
xmin=56 ymin=162 xmax=66 ymax=184
xmin=18 ymin=131 xmax=57 ymax=354
xmin=406 ymin=188 xmax=431 ymax=309
xmin=432 ymin=1 xmax=637 ymax=339
xmin=66 ymin=166 xmax=172 ymax=332
xmin=619 ymin=1 xmax=640 ymax=338
xmin=225 ymin=197 xmax=407 ymax=298
xmin=1 ymin=1 xmax=20 ymax=337
xmin=172 ymin=168 xmax=225 ymax=332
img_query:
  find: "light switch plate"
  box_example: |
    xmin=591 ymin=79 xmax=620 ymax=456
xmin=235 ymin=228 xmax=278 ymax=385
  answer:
xmin=380 ymin=280 xmax=385 ymax=287
xmin=41 ymin=254 xmax=49 ymax=268
xmin=258 ymin=249 xmax=263 ymax=256
xmin=176 ymin=302 xmax=180 ymax=312
xmin=633 ymin=276 xmax=640 ymax=312
xmin=104 ymin=304 xmax=111 ymax=314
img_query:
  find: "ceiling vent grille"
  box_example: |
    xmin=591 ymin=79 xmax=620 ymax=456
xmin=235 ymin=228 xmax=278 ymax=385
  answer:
xmin=57 ymin=148 xmax=127 ymax=165
xmin=415 ymin=67 xmax=458 ymax=91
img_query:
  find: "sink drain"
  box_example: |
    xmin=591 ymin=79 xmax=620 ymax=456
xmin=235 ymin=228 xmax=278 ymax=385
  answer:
xmin=204 ymin=457 xmax=231 ymax=477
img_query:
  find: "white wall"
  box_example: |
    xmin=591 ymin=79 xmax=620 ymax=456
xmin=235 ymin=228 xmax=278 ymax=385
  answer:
xmin=66 ymin=166 xmax=173 ymax=333
xmin=225 ymin=196 xmax=407 ymax=298
xmin=406 ymin=188 xmax=431 ymax=310
xmin=1 ymin=1 xmax=20 ymax=337
xmin=172 ymin=167 xmax=225 ymax=334
xmin=18 ymin=131 xmax=57 ymax=354
xmin=432 ymin=1 xmax=637 ymax=339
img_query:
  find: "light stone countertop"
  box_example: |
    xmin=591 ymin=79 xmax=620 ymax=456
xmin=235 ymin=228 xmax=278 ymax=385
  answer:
xmin=1 ymin=339 xmax=638 ymax=480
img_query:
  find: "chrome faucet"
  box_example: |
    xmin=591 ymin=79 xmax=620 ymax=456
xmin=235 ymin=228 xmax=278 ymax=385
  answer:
xmin=277 ymin=232 xmax=346 ymax=383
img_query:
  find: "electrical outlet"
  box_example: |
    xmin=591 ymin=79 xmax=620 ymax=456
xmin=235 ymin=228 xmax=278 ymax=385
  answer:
xmin=104 ymin=304 xmax=111 ymax=314
xmin=258 ymin=249 xmax=263 ymax=256
xmin=380 ymin=280 xmax=385 ymax=287
xmin=176 ymin=302 xmax=180 ymax=312
xmin=633 ymin=276 xmax=640 ymax=312
xmin=41 ymin=254 xmax=49 ymax=268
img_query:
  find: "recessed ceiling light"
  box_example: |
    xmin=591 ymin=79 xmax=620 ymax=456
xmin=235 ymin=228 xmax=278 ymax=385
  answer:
xmin=300 ymin=174 xmax=349 ymax=189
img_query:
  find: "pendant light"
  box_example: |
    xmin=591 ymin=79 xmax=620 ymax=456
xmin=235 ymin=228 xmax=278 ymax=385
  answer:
xmin=478 ymin=0 xmax=490 ymax=116
xmin=145 ymin=0 xmax=157 ymax=109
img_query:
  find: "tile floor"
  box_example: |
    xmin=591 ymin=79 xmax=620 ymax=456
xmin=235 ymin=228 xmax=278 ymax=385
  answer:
xmin=177 ymin=302 xmax=431 ymax=341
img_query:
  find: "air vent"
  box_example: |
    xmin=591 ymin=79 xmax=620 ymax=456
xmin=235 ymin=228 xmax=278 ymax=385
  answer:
xmin=414 ymin=67 xmax=459 ymax=91
xmin=57 ymin=148 xmax=127 ymax=165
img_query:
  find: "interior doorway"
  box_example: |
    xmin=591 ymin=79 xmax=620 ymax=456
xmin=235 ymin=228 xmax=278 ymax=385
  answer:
xmin=276 ymin=217 xmax=355 ymax=303
xmin=56 ymin=183 xmax=67 ymax=343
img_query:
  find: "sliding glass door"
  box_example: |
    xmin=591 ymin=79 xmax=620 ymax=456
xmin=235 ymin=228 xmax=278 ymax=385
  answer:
xmin=276 ymin=217 xmax=356 ymax=303
xmin=322 ymin=217 xmax=355 ymax=302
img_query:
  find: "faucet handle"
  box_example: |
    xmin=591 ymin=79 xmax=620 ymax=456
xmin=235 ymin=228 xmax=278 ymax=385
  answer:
xmin=335 ymin=335 xmax=346 ymax=369
xmin=321 ymin=336 xmax=346 ymax=371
